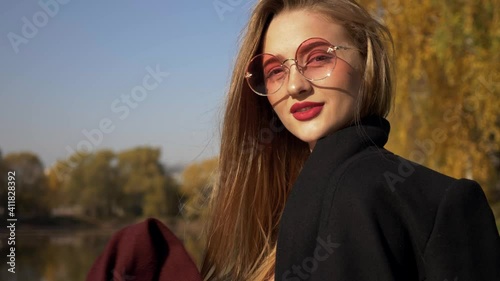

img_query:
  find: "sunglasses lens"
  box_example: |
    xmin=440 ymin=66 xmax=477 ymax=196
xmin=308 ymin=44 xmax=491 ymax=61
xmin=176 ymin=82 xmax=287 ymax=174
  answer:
xmin=246 ymin=54 xmax=284 ymax=95
xmin=297 ymin=38 xmax=337 ymax=80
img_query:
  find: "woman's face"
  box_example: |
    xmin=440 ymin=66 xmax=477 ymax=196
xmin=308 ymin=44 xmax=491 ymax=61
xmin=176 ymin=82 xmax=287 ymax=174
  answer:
xmin=263 ymin=9 xmax=363 ymax=150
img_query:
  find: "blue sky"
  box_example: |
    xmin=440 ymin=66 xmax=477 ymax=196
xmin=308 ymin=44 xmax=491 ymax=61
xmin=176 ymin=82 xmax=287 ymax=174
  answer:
xmin=0 ymin=0 xmax=257 ymax=169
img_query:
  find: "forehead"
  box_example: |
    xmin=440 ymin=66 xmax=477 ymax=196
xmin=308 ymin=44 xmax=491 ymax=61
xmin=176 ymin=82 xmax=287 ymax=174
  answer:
xmin=262 ymin=9 xmax=350 ymax=57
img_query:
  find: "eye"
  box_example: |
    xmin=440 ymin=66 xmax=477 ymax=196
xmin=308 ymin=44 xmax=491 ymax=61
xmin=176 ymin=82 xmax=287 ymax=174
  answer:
xmin=265 ymin=67 xmax=285 ymax=80
xmin=305 ymin=51 xmax=334 ymax=66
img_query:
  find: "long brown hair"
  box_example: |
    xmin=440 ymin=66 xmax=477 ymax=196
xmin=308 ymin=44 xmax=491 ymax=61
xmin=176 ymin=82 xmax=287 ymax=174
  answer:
xmin=201 ymin=1 xmax=394 ymax=280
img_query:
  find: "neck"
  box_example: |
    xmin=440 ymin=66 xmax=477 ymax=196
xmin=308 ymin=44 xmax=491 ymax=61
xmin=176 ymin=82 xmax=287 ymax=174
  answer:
xmin=308 ymin=141 xmax=316 ymax=152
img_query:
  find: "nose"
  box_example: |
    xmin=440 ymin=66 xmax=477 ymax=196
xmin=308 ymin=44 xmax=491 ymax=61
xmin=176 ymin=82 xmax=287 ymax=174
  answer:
xmin=284 ymin=61 xmax=311 ymax=96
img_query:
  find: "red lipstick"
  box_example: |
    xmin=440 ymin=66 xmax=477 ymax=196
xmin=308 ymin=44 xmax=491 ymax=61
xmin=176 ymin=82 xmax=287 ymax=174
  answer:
xmin=290 ymin=102 xmax=324 ymax=121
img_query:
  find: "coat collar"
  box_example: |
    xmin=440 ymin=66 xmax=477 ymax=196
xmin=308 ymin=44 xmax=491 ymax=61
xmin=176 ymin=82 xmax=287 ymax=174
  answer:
xmin=309 ymin=114 xmax=390 ymax=170
xmin=275 ymin=115 xmax=390 ymax=277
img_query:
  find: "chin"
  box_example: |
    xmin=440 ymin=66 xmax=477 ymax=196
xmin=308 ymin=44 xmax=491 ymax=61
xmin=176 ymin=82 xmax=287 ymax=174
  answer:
xmin=292 ymin=129 xmax=327 ymax=144
xmin=292 ymin=123 xmax=347 ymax=143
xmin=283 ymin=114 xmax=355 ymax=144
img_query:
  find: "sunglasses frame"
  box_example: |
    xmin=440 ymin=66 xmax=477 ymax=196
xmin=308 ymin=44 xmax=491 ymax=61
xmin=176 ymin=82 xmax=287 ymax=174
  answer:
xmin=244 ymin=37 xmax=352 ymax=96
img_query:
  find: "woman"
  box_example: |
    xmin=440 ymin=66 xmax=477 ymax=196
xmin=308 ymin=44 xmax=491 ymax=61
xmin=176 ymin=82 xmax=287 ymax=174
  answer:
xmin=201 ymin=0 xmax=500 ymax=280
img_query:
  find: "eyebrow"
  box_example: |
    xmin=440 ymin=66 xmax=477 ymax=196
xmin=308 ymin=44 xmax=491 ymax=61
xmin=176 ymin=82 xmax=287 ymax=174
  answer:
xmin=263 ymin=40 xmax=332 ymax=66
xmin=262 ymin=57 xmax=280 ymax=70
xmin=296 ymin=40 xmax=331 ymax=57
xmin=262 ymin=38 xmax=335 ymax=69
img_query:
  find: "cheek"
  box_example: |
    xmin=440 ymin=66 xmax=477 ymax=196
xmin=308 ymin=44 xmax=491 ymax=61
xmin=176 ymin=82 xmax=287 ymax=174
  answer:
xmin=267 ymin=96 xmax=290 ymax=123
xmin=267 ymin=95 xmax=283 ymax=112
xmin=266 ymin=95 xmax=273 ymax=105
xmin=269 ymin=100 xmax=287 ymax=118
xmin=345 ymin=71 xmax=362 ymax=96
xmin=331 ymin=60 xmax=362 ymax=97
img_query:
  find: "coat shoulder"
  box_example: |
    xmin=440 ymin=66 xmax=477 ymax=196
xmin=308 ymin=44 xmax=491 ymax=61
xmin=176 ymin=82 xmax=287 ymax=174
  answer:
xmin=333 ymin=148 xmax=458 ymax=205
xmin=320 ymin=148 xmax=472 ymax=251
xmin=317 ymin=148 xmax=499 ymax=280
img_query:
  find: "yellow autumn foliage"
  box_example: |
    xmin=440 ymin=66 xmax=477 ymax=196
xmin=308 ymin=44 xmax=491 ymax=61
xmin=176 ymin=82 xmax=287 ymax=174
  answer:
xmin=357 ymin=0 xmax=499 ymax=202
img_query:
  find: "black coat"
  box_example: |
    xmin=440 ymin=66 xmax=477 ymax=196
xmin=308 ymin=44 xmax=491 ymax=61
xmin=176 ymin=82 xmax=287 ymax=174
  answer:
xmin=275 ymin=115 xmax=500 ymax=281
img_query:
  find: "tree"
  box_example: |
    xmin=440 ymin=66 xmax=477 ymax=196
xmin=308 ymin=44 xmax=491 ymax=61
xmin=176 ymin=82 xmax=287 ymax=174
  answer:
xmin=3 ymin=152 xmax=50 ymax=218
xmin=180 ymin=158 xmax=218 ymax=219
xmin=57 ymin=150 xmax=120 ymax=218
xmin=117 ymin=147 xmax=179 ymax=217
xmin=82 ymin=150 xmax=118 ymax=217
xmin=45 ymin=162 xmax=64 ymax=210
xmin=359 ymin=0 xmax=500 ymax=201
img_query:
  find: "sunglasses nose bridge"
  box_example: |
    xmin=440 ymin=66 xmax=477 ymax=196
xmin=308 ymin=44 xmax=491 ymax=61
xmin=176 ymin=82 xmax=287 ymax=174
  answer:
xmin=282 ymin=58 xmax=297 ymax=68
xmin=281 ymin=58 xmax=303 ymax=75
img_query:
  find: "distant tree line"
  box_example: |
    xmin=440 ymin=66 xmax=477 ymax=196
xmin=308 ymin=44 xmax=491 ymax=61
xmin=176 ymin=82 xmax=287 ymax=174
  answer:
xmin=0 ymin=147 xmax=182 ymax=220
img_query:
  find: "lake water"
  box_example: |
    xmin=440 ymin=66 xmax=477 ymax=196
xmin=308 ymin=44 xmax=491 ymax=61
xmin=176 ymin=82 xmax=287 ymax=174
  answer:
xmin=0 ymin=230 xmax=114 ymax=281
xmin=0 ymin=223 xmax=204 ymax=281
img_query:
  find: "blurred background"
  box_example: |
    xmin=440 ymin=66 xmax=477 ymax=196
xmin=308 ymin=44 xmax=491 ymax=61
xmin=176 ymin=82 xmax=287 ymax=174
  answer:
xmin=0 ymin=0 xmax=498 ymax=280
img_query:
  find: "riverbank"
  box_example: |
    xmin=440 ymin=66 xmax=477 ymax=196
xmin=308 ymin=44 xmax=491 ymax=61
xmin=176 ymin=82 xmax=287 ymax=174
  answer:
xmin=0 ymin=215 xmax=197 ymax=235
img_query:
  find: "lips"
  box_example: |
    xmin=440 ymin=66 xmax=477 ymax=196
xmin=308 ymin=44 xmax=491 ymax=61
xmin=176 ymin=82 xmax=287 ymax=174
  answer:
xmin=290 ymin=101 xmax=324 ymax=121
